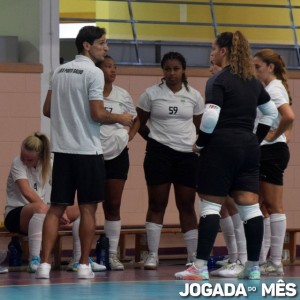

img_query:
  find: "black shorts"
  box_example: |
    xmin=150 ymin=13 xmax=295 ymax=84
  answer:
xmin=105 ymin=147 xmax=129 ymax=180
xmin=259 ymin=142 xmax=290 ymax=185
xmin=4 ymin=207 xmax=24 ymax=234
xmin=143 ymin=138 xmax=198 ymax=188
xmin=197 ymin=144 xmax=260 ymax=196
xmin=51 ymin=153 xmax=106 ymax=205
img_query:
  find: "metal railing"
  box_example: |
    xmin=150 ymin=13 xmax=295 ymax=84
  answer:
xmin=60 ymin=0 xmax=300 ymax=68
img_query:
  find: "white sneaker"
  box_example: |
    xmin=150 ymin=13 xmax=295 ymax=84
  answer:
xmin=35 ymin=263 xmax=51 ymax=279
xmin=109 ymin=254 xmax=124 ymax=271
xmin=89 ymin=257 xmax=106 ymax=272
xmin=211 ymin=261 xmax=244 ymax=278
xmin=144 ymin=252 xmax=158 ymax=270
xmin=175 ymin=263 xmax=209 ymax=280
xmin=77 ymin=264 xmax=95 ymax=279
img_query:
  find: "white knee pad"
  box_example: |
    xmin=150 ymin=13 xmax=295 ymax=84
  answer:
xmin=199 ymin=200 xmax=222 ymax=217
xmin=235 ymin=203 xmax=263 ymax=222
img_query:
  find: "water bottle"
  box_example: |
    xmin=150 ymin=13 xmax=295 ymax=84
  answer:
xmin=96 ymin=233 xmax=110 ymax=270
xmin=8 ymin=236 xmax=22 ymax=266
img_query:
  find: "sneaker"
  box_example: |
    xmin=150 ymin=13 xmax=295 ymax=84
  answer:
xmin=144 ymin=252 xmax=158 ymax=270
xmin=67 ymin=257 xmax=106 ymax=272
xmin=175 ymin=263 xmax=209 ymax=280
xmin=28 ymin=256 xmax=40 ymax=273
xmin=35 ymin=262 xmax=51 ymax=279
xmin=77 ymin=264 xmax=94 ymax=279
xmin=211 ymin=261 xmax=244 ymax=278
xmin=238 ymin=265 xmax=260 ymax=280
xmin=260 ymin=260 xmax=284 ymax=276
xmin=109 ymin=254 xmax=124 ymax=271
xmin=66 ymin=258 xmax=79 ymax=272
xmin=0 ymin=265 xmax=8 ymax=274
xmin=89 ymin=257 xmax=106 ymax=272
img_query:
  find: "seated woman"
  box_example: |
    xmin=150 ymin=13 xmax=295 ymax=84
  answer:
xmin=4 ymin=132 xmax=51 ymax=272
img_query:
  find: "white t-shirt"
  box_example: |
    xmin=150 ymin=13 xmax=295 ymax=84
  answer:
xmin=50 ymin=55 xmax=104 ymax=154
xmin=100 ymin=85 xmax=137 ymax=160
xmin=257 ymin=79 xmax=289 ymax=145
xmin=138 ymin=82 xmax=204 ymax=152
xmin=4 ymin=157 xmax=49 ymax=217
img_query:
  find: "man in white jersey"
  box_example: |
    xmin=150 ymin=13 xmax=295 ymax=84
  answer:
xmin=36 ymin=26 xmax=133 ymax=279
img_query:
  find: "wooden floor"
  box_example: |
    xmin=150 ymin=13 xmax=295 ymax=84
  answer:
xmin=0 ymin=260 xmax=300 ymax=299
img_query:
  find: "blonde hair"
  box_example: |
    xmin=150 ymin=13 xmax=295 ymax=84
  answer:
xmin=254 ymin=49 xmax=292 ymax=105
xmin=22 ymin=132 xmax=51 ymax=186
xmin=216 ymin=31 xmax=255 ymax=80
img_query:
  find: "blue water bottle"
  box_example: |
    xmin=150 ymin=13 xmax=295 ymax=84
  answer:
xmin=96 ymin=234 xmax=110 ymax=270
xmin=8 ymin=236 xmax=22 ymax=266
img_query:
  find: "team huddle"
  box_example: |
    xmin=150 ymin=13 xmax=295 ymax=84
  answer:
xmin=1 ymin=26 xmax=295 ymax=281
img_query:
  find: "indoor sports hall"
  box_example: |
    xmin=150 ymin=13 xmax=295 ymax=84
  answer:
xmin=0 ymin=1 xmax=300 ymax=299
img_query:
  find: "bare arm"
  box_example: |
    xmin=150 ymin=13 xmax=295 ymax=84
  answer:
xmin=16 ymin=179 xmax=47 ymax=210
xmin=193 ymin=114 xmax=202 ymax=135
xmin=43 ymin=90 xmax=52 ymax=118
xmin=128 ymin=116 xmax=140 ymax=141
xmin=136 ymin=107 xmax=150 ymax=141
xmin=265 ymin=103 xmax=295 ymax=142
xmin=89 ymin=100 xmax=133 ymax=126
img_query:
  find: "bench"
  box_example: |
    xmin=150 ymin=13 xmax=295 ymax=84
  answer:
xmin=283 ymin=228 xmax=300 ymax=264
xmin=0 ymin=224 xmax=182 ymax=269
xmin=54 ymin=224 xmax=182 ymax=268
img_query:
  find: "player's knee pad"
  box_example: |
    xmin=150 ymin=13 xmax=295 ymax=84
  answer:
xmin=235 ymin=203 xmax=263 ymax=222
xmin=199 ymin=199 xmax=222 ymax=217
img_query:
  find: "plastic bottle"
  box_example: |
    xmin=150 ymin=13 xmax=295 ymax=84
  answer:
xmin=8 ymin=236 xmax=22 ymax=266
xmin=96 ymin=233 xmax=110 ymax=270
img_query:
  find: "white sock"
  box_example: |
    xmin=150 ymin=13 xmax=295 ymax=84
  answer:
xmin=194 ymin=259 xmax=207 ymax=269
xmin=183 ymin=229 xmax=198 ymax=261
xmin=231 ymin=213 xmax=247 ymax=264
xmin=104 ymin=220 xmax=121 ymax=255
xmin=270 ymin=213 xmax=286 ymax=265
xmin=259 ymin=217 xmax=271 ymax=264
xmin=28 ymin=213 xmax=45 ymax=258
xmin=72 ymin=217 xmax=81 ymax=262
xmin=145 ymin=222 xmax=163 ymax=255
xmin=220 ymin=216 xmax=238 ymax=262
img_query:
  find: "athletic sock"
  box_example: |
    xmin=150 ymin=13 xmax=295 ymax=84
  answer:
xmin=104 ymin=220 xmax=121 ymax=255
xmin=220 ymin=216 xmax=238 ymax=262
xmin=145 ymin=222 xmax=162 ymax=255
xmin=243 ymin=216 xmax=264 ymax=261
xmin=28 ymin=213 xmax=46 ymax=258
xmin=270 ymin=213 xmax=286 ymax=265
xmin=231 ymin=213 xmax=247 ymax=264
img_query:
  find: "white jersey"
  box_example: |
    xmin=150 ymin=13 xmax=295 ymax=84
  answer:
xmin=100 ymin=85 xmax=137 ymax=160
xmin=257 ymin=79 xmax=289 ymax=145
xmin=4 ymin=157 xmax=49 ymax=217
xmin=138 ymin=82 xmax=204 ymax=152
xmin=50 ymin=55 xmax=104 ymax=154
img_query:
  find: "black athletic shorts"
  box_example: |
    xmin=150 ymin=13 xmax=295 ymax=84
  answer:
xmin=197 ymin=144 xmax=260 ymax=196
xmin=4 ymin=207 xmax=24 ymax=234
xmin=259 ymin=142 xmax=290 ymax=185
xmin=143 ymin=138 xmax=198 ymax=188
xmin=51 ymin=153 xmax=106 ymax=205
xmin=105 ymin=147 xmax=129 ymax=180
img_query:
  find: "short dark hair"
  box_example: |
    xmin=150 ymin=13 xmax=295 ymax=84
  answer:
xmin=75 ymin=26 xmax=106 ymax=54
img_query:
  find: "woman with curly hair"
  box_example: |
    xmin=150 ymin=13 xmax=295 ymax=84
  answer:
xmin=175 ymin=31 xmax=278 ymax=280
